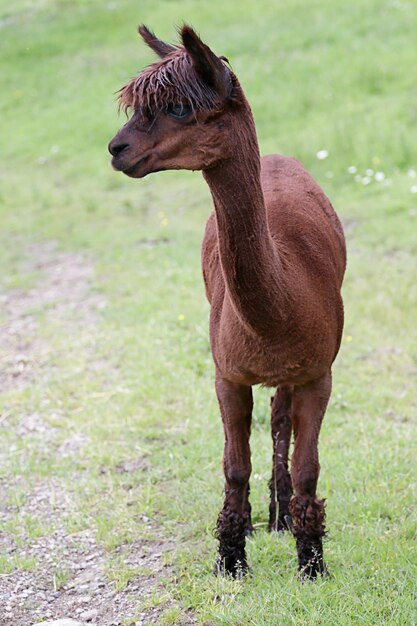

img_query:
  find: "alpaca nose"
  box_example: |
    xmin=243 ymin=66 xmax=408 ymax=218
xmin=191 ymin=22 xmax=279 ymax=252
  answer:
xmin=108 ymin=139 xmax=130 ymax=157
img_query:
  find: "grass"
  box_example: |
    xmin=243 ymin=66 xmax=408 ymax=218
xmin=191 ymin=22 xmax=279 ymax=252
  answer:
xmin=1 ymin=0 xmax=417 ymax=624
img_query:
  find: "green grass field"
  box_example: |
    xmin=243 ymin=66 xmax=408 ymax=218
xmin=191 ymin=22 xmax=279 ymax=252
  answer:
xmin=1 ymin=0 xmax=417 ymax=624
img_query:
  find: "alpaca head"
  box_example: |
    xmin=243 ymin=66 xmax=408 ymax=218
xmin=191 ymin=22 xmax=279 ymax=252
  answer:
xmin=108 ymin=25 xmax=238 ymax=178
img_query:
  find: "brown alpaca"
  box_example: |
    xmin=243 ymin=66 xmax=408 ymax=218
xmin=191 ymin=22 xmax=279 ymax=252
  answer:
xmin=109 ymin=25 xmax=346 ymax=579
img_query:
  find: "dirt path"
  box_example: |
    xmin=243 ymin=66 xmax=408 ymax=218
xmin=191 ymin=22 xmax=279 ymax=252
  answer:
xmin=0 ymin=242 xmax=192 ymax=626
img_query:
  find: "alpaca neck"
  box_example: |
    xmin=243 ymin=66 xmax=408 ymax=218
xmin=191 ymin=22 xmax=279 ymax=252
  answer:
xmin=203 ymin=101 xmax=287 ymax=336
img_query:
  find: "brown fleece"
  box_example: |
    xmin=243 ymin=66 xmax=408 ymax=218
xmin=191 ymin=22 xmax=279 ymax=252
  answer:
xmin=109 ymin=25 xmax=346 ymax=579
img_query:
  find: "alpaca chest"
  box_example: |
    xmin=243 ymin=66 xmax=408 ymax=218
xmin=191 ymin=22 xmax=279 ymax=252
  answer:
xmin=209 ymin=290 xmax=336 ymax=387
xmin=210 ymin=313 xmax=323 ymax=388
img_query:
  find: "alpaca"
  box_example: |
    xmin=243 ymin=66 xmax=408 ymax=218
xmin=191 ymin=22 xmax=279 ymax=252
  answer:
xmin=109 ymin=25 xmax=346 ymax=579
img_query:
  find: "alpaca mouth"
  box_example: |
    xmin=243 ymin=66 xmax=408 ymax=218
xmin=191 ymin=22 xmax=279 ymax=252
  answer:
xmin=122 ymin=154 xmax=151 ymax=177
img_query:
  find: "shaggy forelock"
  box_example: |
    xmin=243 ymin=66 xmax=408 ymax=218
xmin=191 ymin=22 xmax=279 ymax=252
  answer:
xmin=118 ymin=48 xmax=224 ymax=115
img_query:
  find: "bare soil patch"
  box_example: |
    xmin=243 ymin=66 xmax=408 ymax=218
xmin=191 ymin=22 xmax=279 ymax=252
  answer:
xmin=0 ymin=514 xmax=175 ymax=625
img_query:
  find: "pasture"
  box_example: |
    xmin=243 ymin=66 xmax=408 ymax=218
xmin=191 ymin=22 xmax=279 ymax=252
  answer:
xmin=1 ymin=0 xmax=416 ymax=624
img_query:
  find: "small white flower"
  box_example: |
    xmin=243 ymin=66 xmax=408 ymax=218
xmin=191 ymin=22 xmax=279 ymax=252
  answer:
xmin=407 ymin=169 xmax=416 ymax=178
xmin=362 ymin=176 xmax=371 ymax=185
xmin=366 ymin=168 xmax=374 ymax=176
xmin=325 ymin=171 xmax=334 ymax=178
xmin=374 ymin=171 xmax=385 ymax=182
xmin=316 ymin=149 xmax=329 ymax=160
xmin=409 ymin=208 xmax=416 ymax=217
xmin=411 ymin=185 xmax=417 ymax=194
xmin=347 ymin=166 xmax=357 ymax=174
xmin=354 ymin=175 xmax=362 ymax=182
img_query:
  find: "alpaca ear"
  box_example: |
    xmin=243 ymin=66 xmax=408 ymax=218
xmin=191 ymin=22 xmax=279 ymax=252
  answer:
xmin=181 ymin=26 xmax=230 ymax=98
xmin=138 ymin=25 xmax=176 ymax=58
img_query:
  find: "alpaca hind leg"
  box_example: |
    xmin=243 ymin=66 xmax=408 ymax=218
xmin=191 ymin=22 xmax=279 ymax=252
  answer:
xmin=244 ymin=482 xmax=254 ymax=536
xmin=289 ymin=371 xmax=332 ymax=579
xmin=269 ymin=386 xmax=293 ymax=532
xmin=244 ymin=391 xmax=254 ymax=535
xmin=214 ymin=375 xmax=253 ymax=577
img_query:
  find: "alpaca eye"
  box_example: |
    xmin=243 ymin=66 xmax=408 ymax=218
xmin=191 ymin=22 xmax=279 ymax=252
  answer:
xmin=135 ymin=106 xmax=153 ymax=122
xmin=167 ymin=104 xmax=191 ymax=119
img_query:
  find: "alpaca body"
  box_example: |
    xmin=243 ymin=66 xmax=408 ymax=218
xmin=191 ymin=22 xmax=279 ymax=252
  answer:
xmin=203 ymin=153 xmax=345 ymax=388
xmin=109 ymin=25 xmax=347 ymax=578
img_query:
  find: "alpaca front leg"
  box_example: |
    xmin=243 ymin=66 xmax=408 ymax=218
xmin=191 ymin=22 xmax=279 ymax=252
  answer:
xmin=289 ymin=371 xmax=332 ymax=579
xmin=214 ymin=375 xmax=253 ymax=577
xmin=269 ymin=386 xmax=293 ymax=532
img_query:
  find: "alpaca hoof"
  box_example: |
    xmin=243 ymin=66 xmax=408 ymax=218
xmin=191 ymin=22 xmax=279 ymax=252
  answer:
xmin=214 ymin=554 xmax=248 ymax=579
xmin=296 ymin=538 xmax=326 ymax=580
xmin=298 ymin=560 xmax=328 ymax=581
